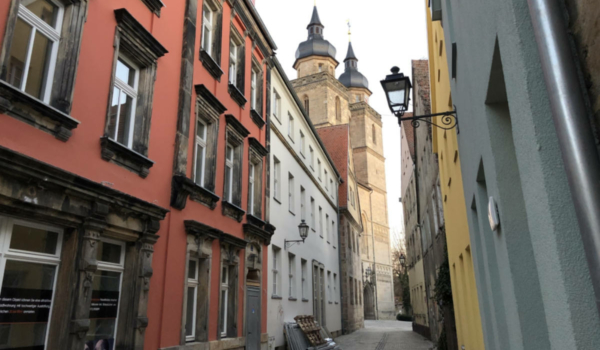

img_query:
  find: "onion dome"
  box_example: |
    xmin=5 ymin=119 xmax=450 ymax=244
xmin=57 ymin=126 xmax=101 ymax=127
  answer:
xmin=338 ymin=42 xmax=369 ymax=90
xmin=295 ymin=6 xmax=337 ymax=65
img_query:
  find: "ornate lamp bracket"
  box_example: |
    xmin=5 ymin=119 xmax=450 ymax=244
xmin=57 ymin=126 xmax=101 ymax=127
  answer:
xmin=397 ymin=107 xmax=459 ymax=133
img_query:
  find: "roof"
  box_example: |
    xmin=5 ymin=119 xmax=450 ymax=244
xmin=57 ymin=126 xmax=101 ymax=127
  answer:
xmin=338 ymin=42 xmax=369 ymax=90
xmin=308 ymin=6 xmax=323 ymax=28
xmin=271 ymin=56 xmax=343 ymax=182
xmin=295 ymin=6 xmax=337 ymax=65
xmin=344 ymin=41 xmax=357 ymax=62
xmin=316 ymin=125 xmax=350 ymax=205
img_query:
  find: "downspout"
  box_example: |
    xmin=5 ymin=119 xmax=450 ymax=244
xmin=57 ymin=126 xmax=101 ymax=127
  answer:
xmin=527 ymin=0 xmax=600 ymax=317
xmin=336 ymin=180 xmax=345 ymax=334
xmin=368 ymin=187 xmax=379 ymax=320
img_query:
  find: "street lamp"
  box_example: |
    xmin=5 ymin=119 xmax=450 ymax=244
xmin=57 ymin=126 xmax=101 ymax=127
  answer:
xmin=400 ymin=253 xmax=406 ymax=267
xmin=381 ymin=66 xmax=458 ymax=131
xmin=284 ymin=220 xmax=309 ymax=249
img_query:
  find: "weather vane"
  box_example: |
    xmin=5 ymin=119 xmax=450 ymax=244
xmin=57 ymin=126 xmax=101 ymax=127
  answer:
xmin=347 ymin=20 xmax=351 ymax=41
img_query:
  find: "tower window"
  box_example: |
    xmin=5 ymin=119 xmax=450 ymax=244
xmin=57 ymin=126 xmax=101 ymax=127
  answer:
xmin=303 ymin=96 xmax=310 ymax=116
xmin=335 ymin=97 xmax=341 ymax=121
xmin=372 ymin=124 xmax=377 ymax=145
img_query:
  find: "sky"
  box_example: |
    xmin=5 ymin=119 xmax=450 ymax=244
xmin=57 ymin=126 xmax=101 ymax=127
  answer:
xmin=255 ymin=0 xmax=429 ymax=243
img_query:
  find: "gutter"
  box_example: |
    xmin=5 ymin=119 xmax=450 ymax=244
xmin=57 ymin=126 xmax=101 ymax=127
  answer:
xmin=527 ymin=0 xmax=600 ymax=317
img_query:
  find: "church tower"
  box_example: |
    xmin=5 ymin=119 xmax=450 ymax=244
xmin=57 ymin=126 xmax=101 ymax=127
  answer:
xmin=291 ymin=8 xmax=396 ymax=321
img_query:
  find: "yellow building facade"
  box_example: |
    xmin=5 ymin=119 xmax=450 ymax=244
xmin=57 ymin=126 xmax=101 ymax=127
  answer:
xmin=425 ymin=2 xmax=486 ymax=349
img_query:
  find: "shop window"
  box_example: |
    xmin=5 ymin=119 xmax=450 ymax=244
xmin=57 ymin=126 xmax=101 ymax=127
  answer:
xmin=101 ymin=10 xmax=167 ymax=177
xmin=0 ymin=217 xmax=62 ymax=350
xmin=86 ymin=239 xmax=126 ymax=349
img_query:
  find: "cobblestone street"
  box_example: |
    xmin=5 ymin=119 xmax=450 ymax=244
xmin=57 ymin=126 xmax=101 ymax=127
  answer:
xmin=334 ymin=321 xmax=434 ymax=350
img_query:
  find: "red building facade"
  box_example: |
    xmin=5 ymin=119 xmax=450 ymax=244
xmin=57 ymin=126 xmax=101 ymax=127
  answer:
xmin=0 ymin=0 xmax=275 ymax=349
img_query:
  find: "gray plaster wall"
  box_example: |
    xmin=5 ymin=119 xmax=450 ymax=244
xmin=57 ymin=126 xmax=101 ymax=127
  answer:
xmin=438 ymin=0 xmax=600 ymax=348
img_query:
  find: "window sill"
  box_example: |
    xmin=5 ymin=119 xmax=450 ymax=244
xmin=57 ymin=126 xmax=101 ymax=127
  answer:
xmin=310 ymin=165 xmax=314 ymax=171
xmin=100 ymin=136 xmax=154 ymax=178
xmin=289 ymin=210 xmax=296 ymax=216
xmin=287 ymin=135 xmax=295 ymax=144
xmin=311 ymin=228 xmax=316 ymax=232
xmin=171 ymin=175 xmax=220 ymax=210
xmin=271 ymin=295 xmax=282 ymax=300
xmin=320 ymin=235 xmax=323 ymax=238
xmin=222 ymin=200 xmax=245 ymax=222
xmin=274 ymin=197 xmax=282 ymax=205
xmin=250 ymin=109 xmax=265 ymax=128
xmin=328 ymin=301 xmax=332 ymax=304
xmin=200 ymin=50 xmax=224 ymax=81
xmin=0 ymin=80 xmax=79 ymax=141
xmin=228 ymin=83 xmax=247 ymax=108
xmin=302 ymin=298 xmax=309 ymax=303
xmin=335 ymin=301 xmax=339 ymax=305
xmin=288 ymin=297 xmax=298 ymax=301
xmin=300 ymin=152 xmax=305 ymax=159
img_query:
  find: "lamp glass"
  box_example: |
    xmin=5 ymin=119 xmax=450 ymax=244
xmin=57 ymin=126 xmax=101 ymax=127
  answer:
xmin=298 ymin=220 xmax=309 ymax=240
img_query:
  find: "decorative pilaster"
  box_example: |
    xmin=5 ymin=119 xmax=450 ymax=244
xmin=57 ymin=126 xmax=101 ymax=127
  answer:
xmin=133 ymin=228 xmax=159 ymax=350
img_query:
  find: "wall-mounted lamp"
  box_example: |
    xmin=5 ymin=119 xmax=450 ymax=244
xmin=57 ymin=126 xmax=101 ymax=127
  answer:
xmin=284 ymin=220 xmax=309 ymax=249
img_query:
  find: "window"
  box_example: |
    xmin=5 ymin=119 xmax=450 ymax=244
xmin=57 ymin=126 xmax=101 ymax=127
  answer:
xmin=248 ymin=163 xmax=256 ymax=214
xmin=318 ymin=63 xmax=323 ymax=72
xmin=310 ymin=197 xmax=315 ymax=230
xmin=5 ymin=0 xmax=63 ymax=102
xmin=107 ymin=56 xmax=139 ymax=149
xmin=288 ymin=114 xmax=295 ymax=141
xmin=219 ymin=265 xmax=229 ymax=337
xmin=274 ymin=157 xmax=281 ymax=201
xmin=303 ymin=95 xmax=309 ymax=115
xmin=319 ymin=207 xmax=323 ymax=237
xmin=300 ymin=187 xmax=306 ymax=221
xmin=318 ymin=159 xmax=322 ymax=181
xmin=324 ymin=170 xmax=328 ymax=191
xmin=228 ymin=28 xmax=244 ymax=94
xmin=272 ymin=246 xmax=281 ymax=296
xmin=288 ymin=173 xmax=295 ymax=213
xmin=333 ymin=273 xmax=337 ymax=302
xmin=331 ymin=220 xmax=335 ymax=247
xmin=300 ymin=130 xmax=306 ymax=156
xmin=359 ymin=281 xmax=362 ymax=305
xmin=288 ymin=253 xmax=296 ymax=298
xmin=224 ymin=143 xmax=234 ymax=202
xmin=301 ymin=259 xmax=307 ymax=300
xmin=309 ymin=146 xmax=314 ymax=169
xmin=199 ymin=0 xmax=223 ymax=74
xmin=251 ymin=67 xmax=258 ymax=110
xmin=372 ymin=124 xmax=377 ymax=145
xmin=229 ymin=42 xmax=238 ymax=86
xmin=349 ymin=187 xmax=354 ymax=207
xmin=330 ymin=179 xmax=334 ymax=198
xmin=325 ymin=214 xmax=330 ymax=242
xmin=87 ymin=239 xmax=125 ymax=348
xmin=186 ymin=259 xmax=199 ymax=342
xmin=0 ymin=218 xmax=62 ymax=350
xmin=349 ymin=277 xmax=354 ymax=305
xmin=327 ymin=271 xmax=332 ymax=301
xmin=248 ymin=140 xmax=266 ymax=217
xmin=335 ymin=97 xmax=341 ymax=122
xmin=273 ymin=89 xmax=281 ymax=121
xmin=194 ymin=119 xmax=208 ymax=186
xmin=355 ymin=279 xmax=358 ymax=305
xmin=201 ymin=5 xmax=213 ymax=55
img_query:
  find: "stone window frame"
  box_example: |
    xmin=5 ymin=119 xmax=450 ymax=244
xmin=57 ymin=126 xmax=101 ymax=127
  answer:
xmin=199 ymin=0 xmax=224 ymax=81
xmin=140 ymin=0 xmax=164 ymax=16
xmin=288 ymin=252 xmax=296 ymax=299
xmin=0 ymin=0 xmax=88 ymax=141
xmin=227 ymin=26 xmax=246 ymax=107
xmin=100 ymin=9 xmax=168 ymax=178
xmin=247 ymin=137 xmax=267 ymax=220
xmin=222 ymin=115 xmax=249 ymax=222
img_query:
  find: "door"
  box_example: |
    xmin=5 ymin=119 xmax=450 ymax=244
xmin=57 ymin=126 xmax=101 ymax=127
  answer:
xmin=364 ymin=284 xmax=376 ymax=320
xmin=245 ymin=286 xmax=261 ymax=350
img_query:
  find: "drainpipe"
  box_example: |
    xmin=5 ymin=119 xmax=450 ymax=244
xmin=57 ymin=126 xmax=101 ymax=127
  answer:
xmin=527 ymin=0 xmax=600 ymax=317
xmin=336 ymin=183 xmax=345 ymax=334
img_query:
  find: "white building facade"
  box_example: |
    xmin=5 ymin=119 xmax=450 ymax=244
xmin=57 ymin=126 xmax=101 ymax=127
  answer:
xmin=267 ymin=59 xmax=342 ymax=349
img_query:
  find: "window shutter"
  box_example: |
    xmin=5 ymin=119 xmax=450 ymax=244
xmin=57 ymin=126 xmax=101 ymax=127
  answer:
xmin=257 ymin=69 xmax=263 ymax=115
xmin=213 ymin=10 xmax=223 ymax=64
xmin=236 ymin=43 xmax=245 ymax=93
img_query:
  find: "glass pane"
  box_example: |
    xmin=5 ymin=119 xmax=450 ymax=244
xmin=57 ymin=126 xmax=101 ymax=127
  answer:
xmin=116 ymin=59 xmax=135 ymax=87
xmin=194 ymin=144 xmax=205 ymax=186
xmin=221 ymin=266 xmax=227 ymax=284
xmin=6 ymin=19 xmax=32 ymax=90
xmin=107 ymin=87 xmax=121 ymax=139
xmin=0 ymin=260 xmax=57 ymax=349
xmin=223 ymin=165 xmax=231 ymax=202
xmin=10 ymin=223 xmax=58 ymax=255
xmin=24 ymin=30 xmax=53 ymax=99
xmin=87 ymin=271 xmax=121 ymax=350
xmin=185 ymin=286 xmax=196 ymax=337
xmin=188 ymin=260 xmax=197 ymax=280
xmin=196 ymin=120 xmax=206 ymax=140
xmin=219 ymin=290 xmax=227 ymax=333
xmin=97 ymin=242 xmax=122 ymax=264
xmin=226 ymin=146 xmax=234 ymax=162
xmin=25 ymin=0 xmax=59 ymax=27
xmin=116 ymin=92 xmax=134 ymax=146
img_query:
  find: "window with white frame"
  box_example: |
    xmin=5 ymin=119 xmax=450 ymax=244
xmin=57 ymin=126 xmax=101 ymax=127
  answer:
xmin=6 ymin=0 xmax=63 ymax=102
xmin=300 ymin=131 xmax=305 ymax=156
xmin=288 ymin=173 xmax=295 ymax=213
xmin=309 ymin=146 xmax=314 ymax=169
xmin=310 ymin=197 xmax=315 ymax=230
xmin=185 ymin=259 xmax=199 ymax=342
xmin=333 ymin=273 xmax=337 ymax=302
xmin=330 ymin=179 xmax=334 ymax=198
xmin=224 ymin=143 xmax=234 ymax=202
xmin=274 ymin=157 xmax=281 ymax=201
xmin=325 ymin=214 xmax=329 ymax=242
xmin=331 ymin=220 xmax=335 ymax=247
xmin=273 ymin=89 xmax=281 ymax=121
xmin=194 ymin=119 xmax=208 ymax=186
xmin=288 ymin=113 xmax=294 ymax=141
xmin=219 ymin=265 xmax=229 ymax=338
xmin=327 ymin=271 xmax=332 ymax=301
xmin=300 ymin=187 xmax=306 ymax=221
xmin=288 ymin=253 xmax=295 ymax=298
xmin=107 ymin=56 xmax=140 ymax=148
xmin=272 ymin=246 xmax=281 ymax=296
xmin=318 ymin=159 xmax=322 ymax=181
xmin=248 ymin=163 xmax=256 ymax=215
xmin=251 ymin=67 xmax=258 ymax=110
xmin=201 ymin=5 xmax=213 ymax=54
xmin=87 ymin=239 xmax=125 ymax=348
xmin=324 ymin=170 xmax=328 ymax=191
xmin=319 ymin=207 xmax=323 ymax=238
xmin=0 ymin=217 xmax=62 ymax=350
xmin=228 ymin=40 xmax=238 ymax=86
xmin=301 ymin=259 xmax=307 ymax=300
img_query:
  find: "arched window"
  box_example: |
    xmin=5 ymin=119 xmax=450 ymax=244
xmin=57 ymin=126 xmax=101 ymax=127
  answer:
xmin=303 ymin=95 xmax=309 ymax=116
xmin=372 ymin=124 xmax=377 ymax=145
xmin=335 ymin=97 xmax=341 ymax=121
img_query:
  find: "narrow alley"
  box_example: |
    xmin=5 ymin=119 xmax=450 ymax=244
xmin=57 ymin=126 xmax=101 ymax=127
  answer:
xmin=335 ymin=321 xmax=434 ymax=350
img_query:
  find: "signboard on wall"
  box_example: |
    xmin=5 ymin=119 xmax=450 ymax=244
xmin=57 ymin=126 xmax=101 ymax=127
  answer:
xmin=0 ymin=288 xmax=53 ymax=323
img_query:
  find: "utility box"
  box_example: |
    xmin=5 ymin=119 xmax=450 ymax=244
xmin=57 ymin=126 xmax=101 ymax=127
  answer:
xmin=430 ymin=0 xmax=442 ymax=21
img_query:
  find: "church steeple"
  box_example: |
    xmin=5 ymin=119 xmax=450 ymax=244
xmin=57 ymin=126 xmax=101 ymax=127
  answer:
xmin=294 ymin=6 xmax=338 ymax=77
xmin=339 ymin=41 xmax=369 ymax=91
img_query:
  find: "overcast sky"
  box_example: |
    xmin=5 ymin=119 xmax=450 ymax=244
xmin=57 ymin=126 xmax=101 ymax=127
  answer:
xmin=256 ymin=0 xmax=429 ymax=242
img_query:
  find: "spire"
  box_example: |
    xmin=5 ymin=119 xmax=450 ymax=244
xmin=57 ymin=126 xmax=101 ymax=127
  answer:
xmin=338 ymin=40 xmax=369 ymax=90
xmin=344 ymin=42 xmax=358 ymax=63
xmin=308 ymin=6 xmax=323 ymax=28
